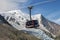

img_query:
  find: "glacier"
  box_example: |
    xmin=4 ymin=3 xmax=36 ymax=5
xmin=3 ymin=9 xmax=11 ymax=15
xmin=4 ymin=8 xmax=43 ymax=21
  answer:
xmin=24 ymin=28 xmax=54 ymax=40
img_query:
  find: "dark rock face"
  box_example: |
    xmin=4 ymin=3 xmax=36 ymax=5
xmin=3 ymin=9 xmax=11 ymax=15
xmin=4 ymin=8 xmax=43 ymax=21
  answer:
xmin=0 ymin=15 xmax=7 ymax=23
xmin=0 ymin=15 xmax=10 ymax=25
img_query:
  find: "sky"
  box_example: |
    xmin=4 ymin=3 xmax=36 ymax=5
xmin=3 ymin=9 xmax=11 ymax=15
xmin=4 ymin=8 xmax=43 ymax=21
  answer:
xmin=0 ymin=0 xmax=60 ymax=24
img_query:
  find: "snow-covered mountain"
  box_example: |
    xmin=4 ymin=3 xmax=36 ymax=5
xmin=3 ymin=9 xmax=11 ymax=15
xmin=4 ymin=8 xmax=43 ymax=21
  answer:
xmin=0 ymin=10 xmax=60 ymax=40
xmin=0 ymin=10 xmax=28 ymax=30
xmin=0 ymin=10 xmax=50 ymax=32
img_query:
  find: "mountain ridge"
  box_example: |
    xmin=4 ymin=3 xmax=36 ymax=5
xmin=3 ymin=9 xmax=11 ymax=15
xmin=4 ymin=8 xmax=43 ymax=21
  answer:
xmin=1 ymin=10 xmax=60 ymax=35
xmin=0 ymin=10 xmax=60 ymax=40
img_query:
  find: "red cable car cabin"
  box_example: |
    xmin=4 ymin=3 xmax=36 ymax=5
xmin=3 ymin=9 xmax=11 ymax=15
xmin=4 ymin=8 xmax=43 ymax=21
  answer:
xmin=26 ymin=20 xmax=39 ymax=28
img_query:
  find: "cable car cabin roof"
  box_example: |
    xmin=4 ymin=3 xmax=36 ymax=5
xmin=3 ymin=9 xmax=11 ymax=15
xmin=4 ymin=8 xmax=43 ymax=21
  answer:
xmin=26 ymin=20 xmax=39 ymax=28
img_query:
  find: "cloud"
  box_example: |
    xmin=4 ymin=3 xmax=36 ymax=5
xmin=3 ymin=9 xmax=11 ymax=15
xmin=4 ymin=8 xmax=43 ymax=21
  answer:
xmin=11 ymin=0 xmax=28 ymax=3
xmin=0 ymin=0 xmax=28 ymax=12
xmin=46 ymin=10 xmax=60 ymax=21
xmin=53 ymin=18 xmax=60 ymax=24
xmin=46 ymin=10 xmax=60 ymax=24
